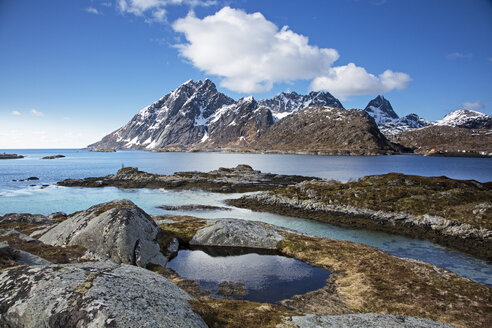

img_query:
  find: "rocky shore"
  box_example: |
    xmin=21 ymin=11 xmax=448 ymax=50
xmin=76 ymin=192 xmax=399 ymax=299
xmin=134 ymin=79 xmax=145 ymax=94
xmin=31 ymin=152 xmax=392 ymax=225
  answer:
xmin=0 ymin=153 xmax=23 ymax=159
xmin=57 ymin=164 xmax=317 ymax=192
xmin=228 ymin=173 xmax=492 ymax=260
xmin=2 ymin=200 xmax=490 ymax=327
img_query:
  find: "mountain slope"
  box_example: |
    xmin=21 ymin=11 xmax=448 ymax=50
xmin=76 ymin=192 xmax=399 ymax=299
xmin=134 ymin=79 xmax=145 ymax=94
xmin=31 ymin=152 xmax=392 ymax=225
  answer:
xmin=258 ymin=91 xmax=344 ymax=121
xmin=89 ymin=79 xmax=235 ymax=150
xmin=436 ymin=109 xmax=492 ymax=129
xmin=251 ymin=106 xmax=405 ymax=155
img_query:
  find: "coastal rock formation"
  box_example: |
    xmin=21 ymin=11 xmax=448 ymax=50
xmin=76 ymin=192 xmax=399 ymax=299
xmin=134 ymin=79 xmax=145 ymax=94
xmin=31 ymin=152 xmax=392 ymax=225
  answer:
xmin=0 ymin=213 xmax=53 ymax=225
xmin=0 ymin=241 xmax=52 ymax=268
xmin=251 ymin=106 xmax=405 ymax=155
xmin=39 ymin=199 xmax=167 ymax=267
xmin=0 ymin=262 xmax=207 ymax=327
xmin=0 ymin=153 xmax=24 ymax=159
xmin=58 ymin=165 xmax=317 ymax=192
xmin=160 ymin=216 xmax=492 ymax=328
xmin=288 ymin=314 xmax=454 ymax=328
xmin=229 ymin=173 xmax=492 ymax=260
xmin=190 ymin=219 xmax=284 ymax=249
xmin=41 ymin=154 xmax=65 ymax=159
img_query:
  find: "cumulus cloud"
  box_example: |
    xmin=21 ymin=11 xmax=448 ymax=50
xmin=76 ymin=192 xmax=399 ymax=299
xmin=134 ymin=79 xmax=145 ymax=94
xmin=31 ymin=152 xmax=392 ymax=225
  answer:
xmin=462 ymin=101 xmax=484 ymax=111
xmin=310 ymin=63 xmax=411 ymax=100
xmin=11 ymin=110 xmax=21 ymax=116
xmin=447 ymin=52 xmax=472 ymax=59
xmin=30 ymin=109 xmax=44 ymax=117
xmin=173 ymin=7 xmax=340 ymax=93
xmin=118 ymin=0 xmax=216 ymax=22
xmin=86 ymin=7 xmax=101 ymax=15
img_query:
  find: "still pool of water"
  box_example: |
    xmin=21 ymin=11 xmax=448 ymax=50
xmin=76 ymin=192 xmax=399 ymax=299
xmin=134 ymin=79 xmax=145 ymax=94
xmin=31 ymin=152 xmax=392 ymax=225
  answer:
xmin=166 ymin=248 xmax=331 ymax=303
xmin=0 ymin=149 xmax=491 ymax=286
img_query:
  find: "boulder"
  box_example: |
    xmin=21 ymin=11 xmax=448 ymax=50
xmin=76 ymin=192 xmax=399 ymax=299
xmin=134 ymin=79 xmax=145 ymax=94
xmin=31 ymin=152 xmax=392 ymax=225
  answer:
xmin=190 ymin=219 xmax=283 ymax=249
xmin=289 ymin=314 xmax=454 ymax=328
xmin=0 ymin=262 xmax=207 ymax=327
xmin=39 ymin=199 xmax=167 ymax=267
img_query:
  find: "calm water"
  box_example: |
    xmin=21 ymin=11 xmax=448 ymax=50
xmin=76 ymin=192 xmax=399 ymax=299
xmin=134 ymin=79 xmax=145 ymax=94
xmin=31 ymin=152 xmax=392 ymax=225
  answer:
xmin=167 ymin=248 xmax=330 ymax=303
xmin=0 ymin=149 xmax=491 ymax=286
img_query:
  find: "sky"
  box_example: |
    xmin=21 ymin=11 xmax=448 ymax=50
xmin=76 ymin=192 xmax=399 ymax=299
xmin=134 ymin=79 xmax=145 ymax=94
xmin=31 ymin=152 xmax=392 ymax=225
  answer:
xmin=0 ymin=0 xmax=491 ymax=148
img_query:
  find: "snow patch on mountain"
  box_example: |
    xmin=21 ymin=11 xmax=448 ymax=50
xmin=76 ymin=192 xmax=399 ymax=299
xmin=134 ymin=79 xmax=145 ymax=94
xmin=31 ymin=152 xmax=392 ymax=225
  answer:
xmin=436 ymin=109 xmax=492 ymax=129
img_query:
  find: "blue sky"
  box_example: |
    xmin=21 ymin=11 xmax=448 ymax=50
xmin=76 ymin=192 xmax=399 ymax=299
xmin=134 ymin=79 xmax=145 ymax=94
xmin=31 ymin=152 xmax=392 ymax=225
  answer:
xmin=0 ymin=0 xmax=491 ymax=148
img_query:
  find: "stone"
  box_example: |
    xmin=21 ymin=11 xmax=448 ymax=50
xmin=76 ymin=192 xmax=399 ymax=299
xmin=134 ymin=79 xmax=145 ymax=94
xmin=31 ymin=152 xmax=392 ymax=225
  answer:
xmin=0 ymin=213 xmax=53 ymax=225
xmin=39 ymin=199 xmax=167 ymax=268
xmin=288 ymin=313 xmax=454 ymax=328
xmin=190 ymin=219 xmax=284 ymax=249
xmin=0 ymin=262 xmax=207 ymax=328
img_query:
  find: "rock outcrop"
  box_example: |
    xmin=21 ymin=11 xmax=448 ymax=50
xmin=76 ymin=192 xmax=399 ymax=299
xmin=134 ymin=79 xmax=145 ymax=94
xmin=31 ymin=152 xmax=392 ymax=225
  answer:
xmin=0 ymin=153 xmax=24 ymax=159
xmin=39 ymin=199 xmax=167 ymax=267
xmin=0 ymin=213 xmax=53 ymax=225
xmin=288 ymin=314 xmax=454 ymax=328
xmin=41 ymin=154 xmax=65 ymax=159
xmin=0 ymin=262 xmax=207 ymax=327
xmin=190 ymin=219 xmax=284 ymax=249
xmin=58 ymin=165 xmax=317 ymax=192
xmin=229 ymin=173 xmax=492 ymax=260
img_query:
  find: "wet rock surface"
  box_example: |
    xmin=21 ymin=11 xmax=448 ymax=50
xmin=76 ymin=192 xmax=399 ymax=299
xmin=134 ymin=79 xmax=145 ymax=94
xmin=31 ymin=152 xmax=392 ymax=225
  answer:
xmin=39 ymin=199 xmax=167 ymax=267
xmin=190 ymin=219 xmax=284 ymax=249
xmin=287 ymin=313 xmax=455 ymax=328
xmin=0 ymin=262 xmax=207 ymax=328
xmin=58 ymin=164 xmax=317 ymax=192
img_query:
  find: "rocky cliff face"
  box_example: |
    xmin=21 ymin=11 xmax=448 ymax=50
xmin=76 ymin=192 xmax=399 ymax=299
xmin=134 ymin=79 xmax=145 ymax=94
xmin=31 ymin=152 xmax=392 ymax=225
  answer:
xmin=89 ymin=79 xmax=235 ymax=150
xmin=364 ymin=95 xmax=399 ymax=125
xmin=258 ymin=90 xmax=344 ymax=121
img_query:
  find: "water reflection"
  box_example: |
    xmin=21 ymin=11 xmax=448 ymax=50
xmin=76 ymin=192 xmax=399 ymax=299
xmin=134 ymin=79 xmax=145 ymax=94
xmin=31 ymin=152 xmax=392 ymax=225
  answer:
xmin=167 ymin=248 xmax=330 ymax=303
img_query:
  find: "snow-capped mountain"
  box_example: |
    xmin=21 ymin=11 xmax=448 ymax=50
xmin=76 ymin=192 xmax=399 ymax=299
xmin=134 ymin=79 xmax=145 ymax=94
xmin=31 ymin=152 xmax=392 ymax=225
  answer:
xmin=89 ymin=80 xmax=344 ymax=150
xmin=89 ymin=79 xmax=235 ymax=150
xmin=258 ymin=91 xmax=344 ymax=121
xmin=364 ymin=95 xmax=399 ymax=125
xmin=436 ymin=109 xmax=492 ymax=129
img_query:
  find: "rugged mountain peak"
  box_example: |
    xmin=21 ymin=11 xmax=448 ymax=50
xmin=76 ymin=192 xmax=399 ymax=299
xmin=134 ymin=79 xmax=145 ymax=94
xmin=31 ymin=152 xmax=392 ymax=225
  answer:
xmin=364 ymin=95 xmax=399 ymax=125
xmin=258 ymin=90 xmax=343 ymax=121
xmin=436 ymin=109 xmax=492 ymax=129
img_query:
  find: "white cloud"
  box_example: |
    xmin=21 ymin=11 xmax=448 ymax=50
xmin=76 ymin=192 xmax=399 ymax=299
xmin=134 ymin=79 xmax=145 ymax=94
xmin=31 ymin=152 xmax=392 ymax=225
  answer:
xmin=310 ymin=63 xmax=411 ymax=100
xmin=447 ymin=52 xmax=472 ymax=59
xmin=11 ymin=110 xmax=21 ymax=116
xmin=173 ymin=7 xmax=340 ymax=93
xmin=462 ymin=101 xmax=484 ymax=111
xmin=86 ymin=7 xmax=101 ymax=15
xmin=118 ymin=0 xmax=216 ymax=22
xmin=30 ymin=109 xmax=44 ymax=117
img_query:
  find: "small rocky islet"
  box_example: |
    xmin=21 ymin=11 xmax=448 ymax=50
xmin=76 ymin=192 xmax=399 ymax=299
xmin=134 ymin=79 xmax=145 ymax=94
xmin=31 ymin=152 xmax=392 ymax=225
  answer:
xmin=1 ymin=166 xmax=491 ymax=327
xmin=0 ymin=153 xmax=24 ymax=160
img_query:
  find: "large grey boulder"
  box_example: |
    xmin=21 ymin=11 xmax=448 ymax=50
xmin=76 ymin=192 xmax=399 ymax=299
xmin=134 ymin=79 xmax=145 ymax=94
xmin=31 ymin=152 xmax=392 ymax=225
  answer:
xmin=190 ymin=219 xmax=284 ymax=249
xmin=288 ymin=314 xmax=454 ymax=328
xmin=0 ymin=262 xmax=207 ymax=327
xmin=39 ymin=199 xmax=166 ymax=267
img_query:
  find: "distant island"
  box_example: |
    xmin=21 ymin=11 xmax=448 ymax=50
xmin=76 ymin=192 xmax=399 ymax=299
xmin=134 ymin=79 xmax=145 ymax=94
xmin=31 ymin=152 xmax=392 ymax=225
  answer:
xmin=88 ymin=79 xmax=492 ymax=157
xmin=0 ymin=153 xmax=24 ymax=160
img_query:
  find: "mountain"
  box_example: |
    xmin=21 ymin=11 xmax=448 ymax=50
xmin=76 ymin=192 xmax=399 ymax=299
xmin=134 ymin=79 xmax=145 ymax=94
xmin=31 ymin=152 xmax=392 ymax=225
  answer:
xmin=258 ymin=91 xmax=344 ymax=121
xmin=364 ymin=95 xmax=399 ymax=125
xmin=89 ymin=79 xmax=235 ymax=150
xmin=436 ymin=109 xmax=492 ymax=129
xmin=389 ymin=125 xmax=492 ymax=156
xmin=89 ymin=80 xmax=345 ymax=151
xmin=379 ymin=113 xmax=432 ymax=135
xmin=250 ymin=106 xmax=405 ymax=155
